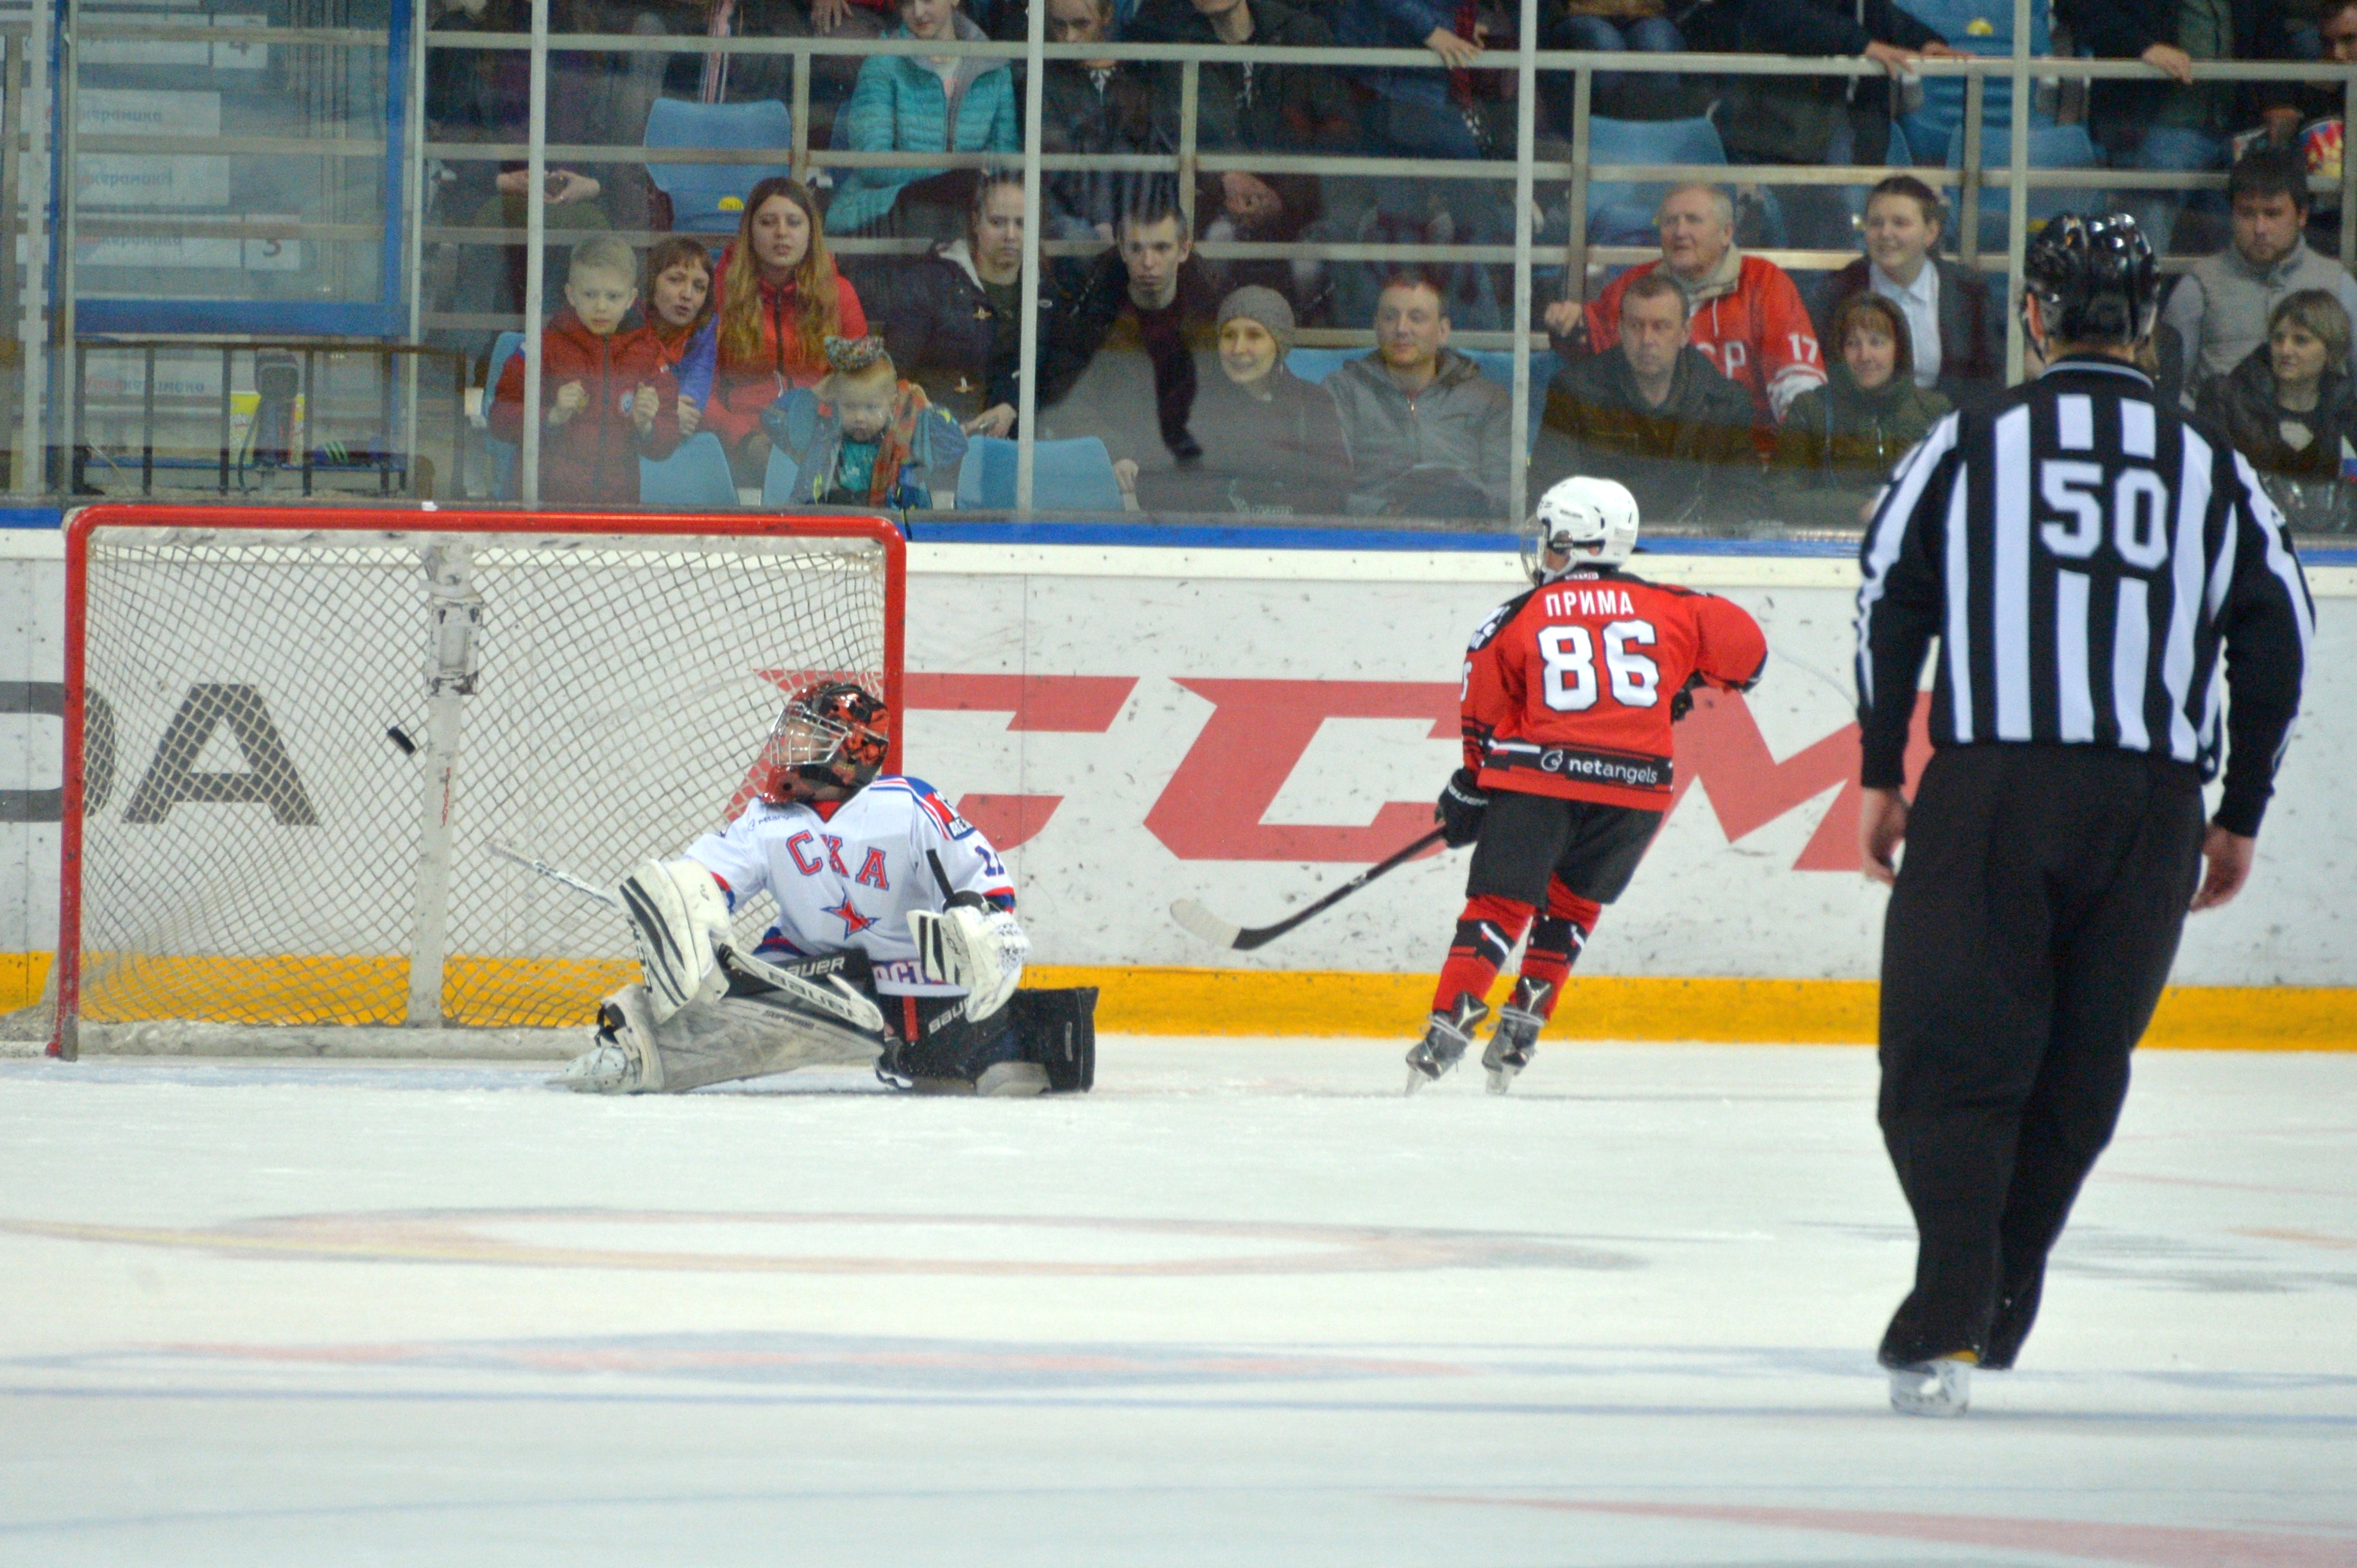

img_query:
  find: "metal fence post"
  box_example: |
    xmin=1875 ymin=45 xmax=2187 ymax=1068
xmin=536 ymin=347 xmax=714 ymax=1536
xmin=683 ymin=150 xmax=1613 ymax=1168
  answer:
xmin=53 ymin=0 xmax=81 ymax=495
xmin=1958 ymin=71 xmax=1984 ymax=272
xmin=1507 ymin=0 xmax=1538 ymax=527
xmin=1015 ymin=0 xmax=1046 ymax=513
xmin=1561 ymin=68 xmax=1590 ymax=330
xmin=2002 ymin=0 xmax=2030 ymax=384
xmin=519 ymin=0 xmax=549 ymax=506
xmin=2343 ymin=74 xmax=2356 ymax=266
xmin=791 ymin=49 xmax=810 ymax=185
xmin=1178 ymin=60 xmax=1199 ymax=237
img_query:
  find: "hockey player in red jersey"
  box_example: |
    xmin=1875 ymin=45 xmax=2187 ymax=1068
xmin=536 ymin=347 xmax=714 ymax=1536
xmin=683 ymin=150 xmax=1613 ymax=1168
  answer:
xmin=1407 ymin=475 xmax=1769 ymax=1094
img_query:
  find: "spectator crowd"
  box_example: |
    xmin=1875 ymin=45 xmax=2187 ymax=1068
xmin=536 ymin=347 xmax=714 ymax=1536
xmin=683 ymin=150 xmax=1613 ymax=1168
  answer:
xmin=452 ymin=0 xmax=2357 ymax=532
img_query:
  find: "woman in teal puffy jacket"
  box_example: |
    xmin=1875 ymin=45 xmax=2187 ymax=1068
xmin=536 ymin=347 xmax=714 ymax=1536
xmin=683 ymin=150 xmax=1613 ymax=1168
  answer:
xmin=825 ymin=0 xmax=1021 ymax=237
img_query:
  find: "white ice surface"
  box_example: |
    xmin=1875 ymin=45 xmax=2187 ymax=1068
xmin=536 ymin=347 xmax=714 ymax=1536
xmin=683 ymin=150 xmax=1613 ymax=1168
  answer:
xmin=0 ymin=1041 xmax=2351 ymax=1567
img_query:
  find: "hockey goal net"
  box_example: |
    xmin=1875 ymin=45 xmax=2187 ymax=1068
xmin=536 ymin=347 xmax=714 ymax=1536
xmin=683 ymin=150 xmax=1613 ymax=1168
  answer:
xmin=43 ymin=506 xmax=904 ymax=1059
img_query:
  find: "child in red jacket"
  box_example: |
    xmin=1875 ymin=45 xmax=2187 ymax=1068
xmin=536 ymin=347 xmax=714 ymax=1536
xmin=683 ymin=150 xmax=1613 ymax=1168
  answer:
xmin=490 ymin=236 xmax=681 ymax=503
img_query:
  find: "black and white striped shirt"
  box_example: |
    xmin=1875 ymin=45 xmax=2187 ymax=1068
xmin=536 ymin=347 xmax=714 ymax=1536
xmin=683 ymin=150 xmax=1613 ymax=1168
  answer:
xmin=1856 ymin=357 xmax=2314 ymax=835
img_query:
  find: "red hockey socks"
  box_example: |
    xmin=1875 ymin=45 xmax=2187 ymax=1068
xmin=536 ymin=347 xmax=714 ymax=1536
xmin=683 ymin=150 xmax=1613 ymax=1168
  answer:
xmin=1433 ymin=893 xmax=1534 ymax=1014
xmin=1508 ymin=889 xmax=1601 ymax=1021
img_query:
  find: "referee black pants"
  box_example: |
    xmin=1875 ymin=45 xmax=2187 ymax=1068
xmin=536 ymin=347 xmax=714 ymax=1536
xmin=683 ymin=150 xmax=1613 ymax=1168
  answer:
xmin=1876 ymin=744 xmax=2206 ymax=1369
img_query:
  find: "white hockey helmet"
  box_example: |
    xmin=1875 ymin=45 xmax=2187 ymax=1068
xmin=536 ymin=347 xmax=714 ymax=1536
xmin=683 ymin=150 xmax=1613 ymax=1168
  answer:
xmin=1523 ymin=475 xmax=1641 ymax=583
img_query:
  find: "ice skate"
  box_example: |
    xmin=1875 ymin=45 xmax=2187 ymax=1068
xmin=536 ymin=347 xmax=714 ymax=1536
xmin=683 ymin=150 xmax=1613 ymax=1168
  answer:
xmin=1887 ymin=1354 xmax=1973 ymax=1417
xmin=1482 ymin=982 xmax=1550 ymax=1094
xmin=1405 ymin=996 xmax=1487 ymax=1094
xmin=554 ymin=1000 xmax=647 ymax=1094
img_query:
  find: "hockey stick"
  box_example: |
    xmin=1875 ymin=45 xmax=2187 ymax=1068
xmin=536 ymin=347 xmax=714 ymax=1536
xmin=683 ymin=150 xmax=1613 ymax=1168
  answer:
xmin=487 ymin=840 xmax=620 ymax=908
xmin=1169 ymin=826 xmax=1449 ymax=952
xmin=486 ymin=840 xmax=884 ymax=1034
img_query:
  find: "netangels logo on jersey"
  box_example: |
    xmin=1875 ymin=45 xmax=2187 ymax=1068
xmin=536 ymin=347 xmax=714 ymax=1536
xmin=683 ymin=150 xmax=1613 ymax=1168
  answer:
xmin=1484 ymin=738 xmax=1672 ymax=791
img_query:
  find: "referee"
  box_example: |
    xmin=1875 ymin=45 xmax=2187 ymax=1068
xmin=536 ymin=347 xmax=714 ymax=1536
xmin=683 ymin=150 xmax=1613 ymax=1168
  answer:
xmin=1853 ymin=214 xmax=2313 ymax=1417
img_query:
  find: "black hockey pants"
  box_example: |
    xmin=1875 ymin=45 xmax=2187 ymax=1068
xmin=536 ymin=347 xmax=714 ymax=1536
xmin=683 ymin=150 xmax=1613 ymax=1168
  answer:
xmin=1876 ymin=745 xmax=2206 ymax=1369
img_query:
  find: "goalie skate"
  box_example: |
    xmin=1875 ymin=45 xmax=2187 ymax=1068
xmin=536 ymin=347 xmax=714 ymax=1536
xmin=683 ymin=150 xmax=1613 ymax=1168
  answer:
xmin=1405 ymin=996 xmax=1488 ymax=1095
xmin=1482 ymin=982 xmax=1551 ymax=1095
xmin=1887 ymin=1355 xmax=1973 ymax=1418
xmin=554 ymin=992 xmax=657 ymax=1094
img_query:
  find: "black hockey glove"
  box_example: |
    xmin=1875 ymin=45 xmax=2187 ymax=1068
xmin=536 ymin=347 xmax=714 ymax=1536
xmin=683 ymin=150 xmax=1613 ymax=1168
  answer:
xmin=1669 ymin=673 xmax=1704 ymax=723
xmin=1435 ymin=767 xmax=1489 ymax=848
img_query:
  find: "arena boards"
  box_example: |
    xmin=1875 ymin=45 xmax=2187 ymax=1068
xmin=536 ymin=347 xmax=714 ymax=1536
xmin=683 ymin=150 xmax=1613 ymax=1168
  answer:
xmin=4 ymin=531 xmax=2351 ymax=1047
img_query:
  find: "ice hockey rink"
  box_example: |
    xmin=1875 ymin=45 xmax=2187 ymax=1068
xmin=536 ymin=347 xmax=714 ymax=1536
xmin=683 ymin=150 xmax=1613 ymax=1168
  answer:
xmin=0 ymin=1040 xmax=2349 ymax=1567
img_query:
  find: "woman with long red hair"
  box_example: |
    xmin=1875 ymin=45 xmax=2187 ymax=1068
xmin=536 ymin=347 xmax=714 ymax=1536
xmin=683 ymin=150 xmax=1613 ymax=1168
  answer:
xmin=680 ymin=176 xmax=866 ymax=480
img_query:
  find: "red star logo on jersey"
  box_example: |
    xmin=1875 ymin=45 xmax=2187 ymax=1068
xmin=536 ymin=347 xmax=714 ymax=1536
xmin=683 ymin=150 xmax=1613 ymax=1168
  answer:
xmin=822 ymin=896 xmax=876 ymax=938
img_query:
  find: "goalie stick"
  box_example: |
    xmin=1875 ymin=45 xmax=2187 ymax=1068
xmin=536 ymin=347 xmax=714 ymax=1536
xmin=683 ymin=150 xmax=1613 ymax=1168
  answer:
xmin=1169 ymin=826 xmax=1448 ymax=952
xmin=486 ymin=840 xmax=885 ymax=1034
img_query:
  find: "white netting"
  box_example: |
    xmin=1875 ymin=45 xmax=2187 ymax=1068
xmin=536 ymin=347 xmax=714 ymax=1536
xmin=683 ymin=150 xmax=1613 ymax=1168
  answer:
xmin=64 ymin=523 xmax=893 ymax=1042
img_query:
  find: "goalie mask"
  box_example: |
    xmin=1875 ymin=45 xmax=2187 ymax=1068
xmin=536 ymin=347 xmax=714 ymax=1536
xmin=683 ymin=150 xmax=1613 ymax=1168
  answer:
xmin=1523 ymin=476 xmax=1641 ymax=584
xmin=757 ymin=681 xmax=890 ymax=802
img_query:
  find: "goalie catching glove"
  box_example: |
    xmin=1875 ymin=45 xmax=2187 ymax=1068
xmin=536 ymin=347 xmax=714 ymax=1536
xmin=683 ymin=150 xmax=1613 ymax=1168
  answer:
xmin=619 ymin=858 xmax=733 ymax=1021
xmin=907 ymin=892 xmax=1030 ymax=1021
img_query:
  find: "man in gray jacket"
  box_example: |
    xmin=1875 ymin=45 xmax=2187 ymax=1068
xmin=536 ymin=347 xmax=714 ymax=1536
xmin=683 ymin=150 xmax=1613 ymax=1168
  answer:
xmin=2162 ymin=147 xmax=2357 ymax=399
xmin=1329 ymin=271 xmax=1513 ymax=521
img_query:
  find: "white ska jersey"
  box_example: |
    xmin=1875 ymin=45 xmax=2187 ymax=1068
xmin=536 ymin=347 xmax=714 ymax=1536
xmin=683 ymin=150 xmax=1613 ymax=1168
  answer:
xmin=684 ymin=776 xmax=1016 ymax=997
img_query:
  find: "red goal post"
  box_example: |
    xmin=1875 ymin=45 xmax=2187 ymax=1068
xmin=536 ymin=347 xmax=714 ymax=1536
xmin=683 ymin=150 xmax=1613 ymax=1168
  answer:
xmin=51 ymin=505 xmax=907 ymax=1060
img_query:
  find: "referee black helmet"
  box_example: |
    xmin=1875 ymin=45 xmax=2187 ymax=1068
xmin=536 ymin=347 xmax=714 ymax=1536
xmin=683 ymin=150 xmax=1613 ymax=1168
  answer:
xmin=2022 ymin=212 xmax=2159 ymax=346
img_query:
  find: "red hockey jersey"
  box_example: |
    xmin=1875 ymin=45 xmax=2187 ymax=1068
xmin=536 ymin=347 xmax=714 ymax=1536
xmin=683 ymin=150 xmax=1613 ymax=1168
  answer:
xmin=1461 ymin=566 xmax=1769 ymax=811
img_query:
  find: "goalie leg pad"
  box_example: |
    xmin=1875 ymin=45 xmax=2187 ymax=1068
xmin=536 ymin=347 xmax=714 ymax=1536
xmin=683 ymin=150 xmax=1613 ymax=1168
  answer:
xmin=880 ymin=987 xmax=1094 ymax=1094
xmin=647 ymin=987 xmax=884 ymax=1093
xmin=619 ymin=858 xmax=732 ymax=1022
xmin=1008 ymin=987 xmax=1096 ymax=1093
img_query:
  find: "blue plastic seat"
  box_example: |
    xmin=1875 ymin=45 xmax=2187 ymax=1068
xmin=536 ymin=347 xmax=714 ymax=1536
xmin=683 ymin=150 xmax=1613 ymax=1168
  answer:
xmin=1584 ymin=116 xmax=1726 ymax=246
xmin=639 ymin=431 xmax=742 ymax=508
xmin=761 ymin=445 xmax=804 ymax=507
xmin=1944 ymin=124 xmax=2102 ymax=253
xmin=955 ymin=435 xmax=1127 ymax=513
xmin=1897 ymin=0 xmax=2052 ymax=169
xmin=1283 ymin=348 xmax=1358 ymax=386
xmin=645 ymin=99 xmax=793 ymax=234
xmin=482 ymin=330 xmax=525 ymax=499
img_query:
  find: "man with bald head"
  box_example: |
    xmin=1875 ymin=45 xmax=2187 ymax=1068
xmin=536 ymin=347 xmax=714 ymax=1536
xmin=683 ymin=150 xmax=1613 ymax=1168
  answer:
xmin=1546 ymin=183 xmax=1826 ymax=449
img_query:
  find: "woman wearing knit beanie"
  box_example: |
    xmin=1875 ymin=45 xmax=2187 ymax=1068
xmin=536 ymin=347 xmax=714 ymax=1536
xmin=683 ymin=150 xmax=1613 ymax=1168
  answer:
xmin=1133 ymin=285 xmax=1351 ymax=517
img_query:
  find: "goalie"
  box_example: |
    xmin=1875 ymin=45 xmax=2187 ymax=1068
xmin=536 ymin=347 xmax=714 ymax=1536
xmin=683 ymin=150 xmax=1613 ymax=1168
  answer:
xmin=557 ymin=682 xmax=1094 ymax=1097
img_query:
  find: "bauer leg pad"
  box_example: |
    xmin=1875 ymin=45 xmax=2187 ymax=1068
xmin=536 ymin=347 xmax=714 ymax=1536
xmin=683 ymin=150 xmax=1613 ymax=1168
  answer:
xmin=881 ymin=987 xmax=1097 ymax=1095
xmin=1008 ymin=987 xmax=1097 ymax=1093
xmin=560 ymin=980 xmax=881 ymax=1095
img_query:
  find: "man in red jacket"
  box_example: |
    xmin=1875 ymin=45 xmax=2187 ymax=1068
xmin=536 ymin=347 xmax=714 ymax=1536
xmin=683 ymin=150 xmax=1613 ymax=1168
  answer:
xmin=1407 ymin=475 xmax=1769 ymax=1095
xmin=490 ymin=236 xmax=681 ymax=504
xmin=1548 ymin=184 xmax=1826 ymax=452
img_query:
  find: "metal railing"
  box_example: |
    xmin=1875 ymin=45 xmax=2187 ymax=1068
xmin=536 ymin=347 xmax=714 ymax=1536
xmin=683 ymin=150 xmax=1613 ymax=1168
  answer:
xmin=17 ymin=4 xmax=2357 ymax=519
xmin=71 ymin=338 xmax=467 ymax=499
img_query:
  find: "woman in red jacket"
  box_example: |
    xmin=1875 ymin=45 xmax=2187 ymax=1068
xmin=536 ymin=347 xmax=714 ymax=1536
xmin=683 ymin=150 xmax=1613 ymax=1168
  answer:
xmin=701 ymin=177 xmax=866 ymax=481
